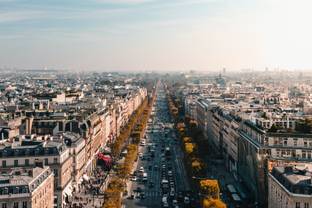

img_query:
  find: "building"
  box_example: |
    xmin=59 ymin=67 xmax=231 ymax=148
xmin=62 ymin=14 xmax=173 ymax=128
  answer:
xmin=0 ymin=138 xmax=72 ymax=208
xmin=268 ymin=164 xmax=312 ymax=208
xmin=0 ymin=166 xmax=54 ymax=208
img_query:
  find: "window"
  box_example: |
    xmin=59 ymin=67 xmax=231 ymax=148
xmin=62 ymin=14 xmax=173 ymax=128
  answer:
xmin=44 ymin=158 xmax=48 ymax=165
xmin=25 ymin=159 xmax=29 ymax=166
xmin=2 ymin=160 xmax=6 ymax=168
xmin=2 ymin=203 xmax=7 ymax=208
xmin=296 ymin=202 xmax=301 ymax=208
xmin=303 ymin=151 xmax=307 ymax=159
xmin=304 ymin=203 xmax=309 ymax=208
xmin=53 ymin=158 xmax=57 ymax=164
xmin=22 ymin=201 xmax=27 ymax=208
xmin=14 ymin=160 xmax=18 ymax=167
xmin=13 ymin=202 xmax=18 ymax=208
xmin=53 ymin=169 xmax=58 ymax=177
xmin=59 ymin=122 xmax=63 ymax=131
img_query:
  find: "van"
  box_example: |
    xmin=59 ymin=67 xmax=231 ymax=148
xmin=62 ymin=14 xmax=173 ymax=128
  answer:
xmin=143 ymin=173 xmax=148 ymax=182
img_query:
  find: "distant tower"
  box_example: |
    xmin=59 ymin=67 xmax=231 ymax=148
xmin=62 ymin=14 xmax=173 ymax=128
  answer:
xmin=223 ymin=68 xmax=226 ymax=74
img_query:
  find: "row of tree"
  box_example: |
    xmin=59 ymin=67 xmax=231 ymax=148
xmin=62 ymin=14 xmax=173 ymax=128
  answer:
xmin=166 ymin=90 xmax=226 ymax=208
xmin=111 ymin=98 xmax=148 ymax=158
xmin=103 ymin=91 xmax=156 ymax=208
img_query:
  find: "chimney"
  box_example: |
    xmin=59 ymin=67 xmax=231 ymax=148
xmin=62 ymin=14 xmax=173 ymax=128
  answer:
xmin=25 ymin=117 xmax=34 ymax=135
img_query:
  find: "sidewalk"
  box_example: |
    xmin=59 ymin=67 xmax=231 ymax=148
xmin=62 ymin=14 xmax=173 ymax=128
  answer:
xmin=203 ymin=154 xmax=249 ymax=206
xmin=125 ymin=156 xmax=139 ymax=196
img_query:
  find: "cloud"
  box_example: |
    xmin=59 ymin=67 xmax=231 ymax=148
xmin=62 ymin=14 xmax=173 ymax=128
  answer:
xmin=96 ymin=0 xmax=154 ymax=4
xmin=0 ymin=10 xmax=46 ymax=23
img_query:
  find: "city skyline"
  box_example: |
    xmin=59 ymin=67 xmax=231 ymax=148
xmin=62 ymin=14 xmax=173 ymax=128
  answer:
xmin=1 ymin=0 xmax=312 ymax=71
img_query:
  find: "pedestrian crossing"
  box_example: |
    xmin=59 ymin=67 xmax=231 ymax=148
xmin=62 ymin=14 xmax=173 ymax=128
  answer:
xmin=146 ymin=191 xmax=161 ymax=197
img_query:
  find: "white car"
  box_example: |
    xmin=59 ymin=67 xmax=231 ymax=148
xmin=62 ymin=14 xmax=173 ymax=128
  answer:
xmin=170 ymin=190 xmax=175 ymax=197
xmin=162 ymin=202 xmax=169 ymax=208
xmin=184 ymin=196 xmax=190 ymax=204
xmin=139 ymin=166 xmax=144 ymax=172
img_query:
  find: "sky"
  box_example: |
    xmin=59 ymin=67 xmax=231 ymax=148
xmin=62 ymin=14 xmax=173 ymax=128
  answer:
xmin=0 ymin=0 xmax=312 ymax=72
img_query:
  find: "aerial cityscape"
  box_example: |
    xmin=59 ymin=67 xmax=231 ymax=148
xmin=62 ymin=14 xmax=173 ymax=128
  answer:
xmin=1 ymin=1 xmax=312 ymax=208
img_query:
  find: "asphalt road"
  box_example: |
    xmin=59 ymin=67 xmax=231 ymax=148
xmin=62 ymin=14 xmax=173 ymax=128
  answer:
xmin=123 ymin=87 xmax=190 ymax=208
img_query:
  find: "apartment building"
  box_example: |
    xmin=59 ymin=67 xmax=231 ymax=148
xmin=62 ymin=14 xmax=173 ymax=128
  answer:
xmin=0 ymin=138 xmax=72 ymax=208
xmin=237 ymin=120 xmax=268 ymax=205
xmin=61 ymin=132 xmax=86 ymax=192
xmin=0 ymin=166 xmax=54 ymax=208
xmin=268 ymin=165 xmax=312 ymax=208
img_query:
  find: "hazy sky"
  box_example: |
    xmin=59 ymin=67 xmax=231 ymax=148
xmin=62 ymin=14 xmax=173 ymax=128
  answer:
xmin=1 ymin=0 xmax=312 ymax=72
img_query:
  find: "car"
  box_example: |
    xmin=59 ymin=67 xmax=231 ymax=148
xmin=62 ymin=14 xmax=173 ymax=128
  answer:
xmin=136 ymin=187 xmax=142 ymax=193
xmin=131 ymin=176 xmax=137 ymax=181
xmin=172 ymin=199 xmax=178 ymax=206
xmin=177 ymin=192 xmax=183 ymax=202
xmin=168 ymin=171 xmax=173 ymax=176
xmin=162 ymin=202 xmax=169 ymax=207
xmin=184 ymin=196 xmax=190 ymax=204
xmin=149 ymin=182 xmax=154 ymax=188
xmin=142 ymin=172 xmax=148 ymax=182
xmin=170 ymin=189 xmax=175 ymax=197
xmin=128 ymin=194 xmax=135 ymax=199
xmin=140 ymin=193 xmax=146 ymax=199
xmin=139 ymin=167 xmax=144 ymax=172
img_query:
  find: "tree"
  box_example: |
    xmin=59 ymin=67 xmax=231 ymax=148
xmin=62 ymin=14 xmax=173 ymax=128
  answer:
xmin=203 ymin=198 xmax=227 ymax=208
xmin=200 ymin=179 xmax=220 ymax=199
xmin=183 ymin=137 xmax=192 ymax=143
xmin=185 ymin=143 xmax=196 ymax=154
xmin=191 ymin=158 xmax=203 ymax=172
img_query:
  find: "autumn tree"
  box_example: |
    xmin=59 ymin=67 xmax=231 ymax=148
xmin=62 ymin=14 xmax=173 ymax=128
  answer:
xmin=203 ymin=198 xmax=227 ymax=208
xmin=200 ymin=179 xmax=220 ymax=199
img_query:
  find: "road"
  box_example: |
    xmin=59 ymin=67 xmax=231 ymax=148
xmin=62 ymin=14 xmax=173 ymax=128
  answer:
xmin=123 ymin=84 xmax=191 ymax=208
